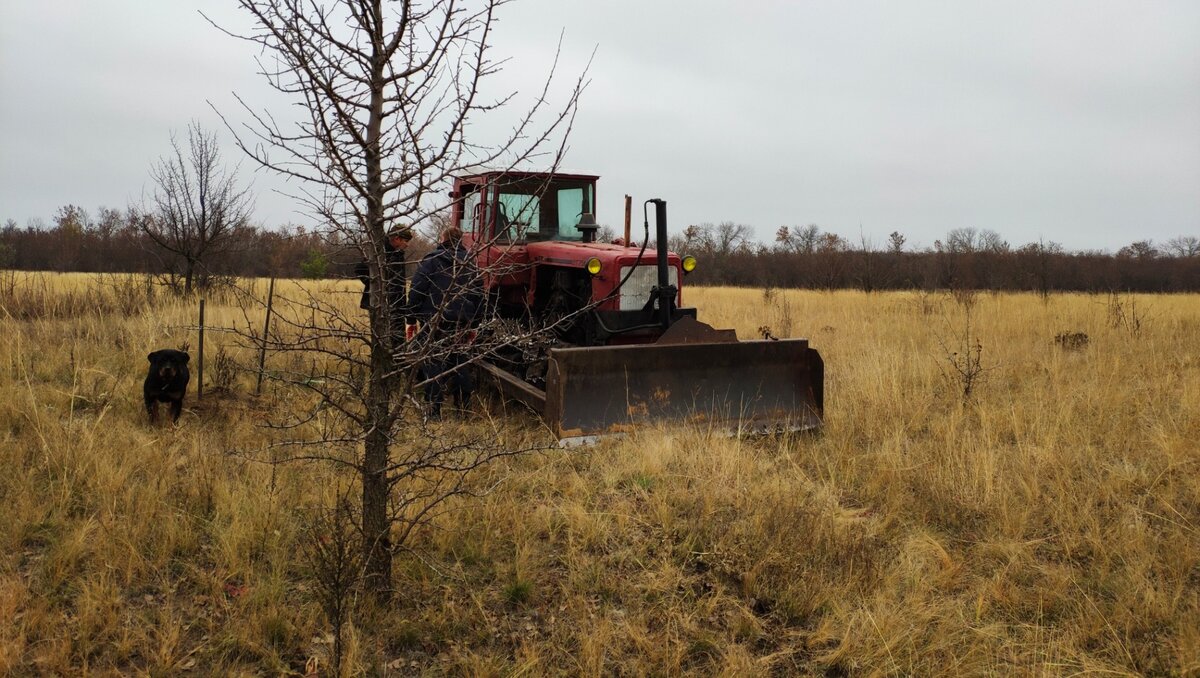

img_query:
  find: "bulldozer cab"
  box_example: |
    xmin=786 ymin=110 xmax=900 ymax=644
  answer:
xmin=453 ymin=172 xmax=598 ymax=244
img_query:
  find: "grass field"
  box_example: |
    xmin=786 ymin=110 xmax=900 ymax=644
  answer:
xmin=1 ymin=272 xmax=1197 ymax=676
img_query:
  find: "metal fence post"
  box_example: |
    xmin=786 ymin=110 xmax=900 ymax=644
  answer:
xmin=197 ymin=298 xmax=205 ymax=400
xmin=256 ymin=277 xmax=276 ymax=395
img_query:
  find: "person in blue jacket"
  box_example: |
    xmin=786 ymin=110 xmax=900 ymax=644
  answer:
xmin=408 ymin=226 xmax=482 ymax=418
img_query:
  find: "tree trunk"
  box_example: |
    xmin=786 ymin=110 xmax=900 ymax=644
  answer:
xmin=361 ymin=355 xmax=392 ymax=598
xmin=360 ymin=0 xmax=393 ymax=601
xmin=184 ymin=258 xmax=195 ymax=294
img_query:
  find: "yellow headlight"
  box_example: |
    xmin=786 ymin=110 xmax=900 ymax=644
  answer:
xmin=586 ymin=257 xmax=602 ymax=275
xmin=681 ymin=255 xmax=697 ymax=273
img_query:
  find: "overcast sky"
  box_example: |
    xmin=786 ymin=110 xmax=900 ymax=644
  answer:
xmin=2 ymin=1 xmax=1197 ymax=252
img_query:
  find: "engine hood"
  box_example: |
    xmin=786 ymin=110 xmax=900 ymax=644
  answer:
xmin=523 ymin=240 xmax=679 ymax=270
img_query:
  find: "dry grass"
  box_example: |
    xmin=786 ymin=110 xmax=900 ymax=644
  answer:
xmin=1 ymin=275 xmax=1197 ymax=675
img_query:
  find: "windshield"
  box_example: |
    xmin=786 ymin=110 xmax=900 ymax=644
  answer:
xmin=494 ymin=180 xmax=594 ymax=242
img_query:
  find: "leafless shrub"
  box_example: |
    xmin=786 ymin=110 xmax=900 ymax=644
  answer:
xmin=0 ymin=267 xmax=18 ymax=300
xmin=91 ymin=273 xmax=158 ymax=316
xmin=1107 ymin=291 xmax=1148 ymax=337
xmin=936 ymin=303 xmax=991 ymax=402
xmin=950 ymin=287 xmax=978 ymax=310
xmin=761 ymin=287 xmax=794 ymax=337
xmin=210 ymin=345 xmax=239 ymax=393
xmin=1054 ymin=331 xmax=1090 ymax=351
xmin=907 ymin=290 xmax=942 ymax=316
xmin=304 ymin=493 xmax=362 ymax=677
xmin=776 ymin=297 xmax=794 ymax=338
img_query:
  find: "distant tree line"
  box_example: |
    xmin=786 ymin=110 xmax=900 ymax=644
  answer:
xmin=0 ymin=206 xmax=357 ymax=284
xmin=3 ymin=209 xmax=1197 ymax=293
xmin=669 ymin=222 xmax=1200 ymax=293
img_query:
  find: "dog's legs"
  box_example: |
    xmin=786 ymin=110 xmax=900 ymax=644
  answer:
xmin=170 ymin=399 xmax=183 ymax=423
xmin=146 ymin=399 xmax=158 ymax=424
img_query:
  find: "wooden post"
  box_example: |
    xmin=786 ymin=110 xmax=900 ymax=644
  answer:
xmin=623 ymin=195 xmax=632 ymax=245
xmin=256 ymin=277 xmax=276 ymax=395
xmin=197 ymin=298 xmax=205 ymax=400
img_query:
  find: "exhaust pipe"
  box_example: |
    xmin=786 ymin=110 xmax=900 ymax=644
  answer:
xmin=648 ymin=199 xmax=676 ymax=330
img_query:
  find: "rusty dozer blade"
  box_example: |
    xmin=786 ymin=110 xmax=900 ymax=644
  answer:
xmin=544 ymin=322 xmax=824 ymax=445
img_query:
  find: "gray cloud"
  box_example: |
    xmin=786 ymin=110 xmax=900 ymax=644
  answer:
xmin=2 ymin=0 xmax=1197 ymax=251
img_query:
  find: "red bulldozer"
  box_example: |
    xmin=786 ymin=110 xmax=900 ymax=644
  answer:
xmin=453 ymin=171 xmax=823 ymax=444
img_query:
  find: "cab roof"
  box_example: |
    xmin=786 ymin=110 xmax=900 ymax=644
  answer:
xmin=454 ymin=170 xmax=600 ymax=185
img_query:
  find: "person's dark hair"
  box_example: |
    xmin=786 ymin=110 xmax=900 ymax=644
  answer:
xmin=387 ymin=224 xmax=414 ymax=240
xmin=440 ymin=226 xmax=463 ymax=245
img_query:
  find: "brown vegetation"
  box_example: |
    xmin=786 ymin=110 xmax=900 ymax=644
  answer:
xmin=1 ymin=274 xmax=1197 ymax=675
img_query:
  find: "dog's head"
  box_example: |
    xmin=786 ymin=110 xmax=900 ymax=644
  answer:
xmin=147 ymin=349 xmax=189 ymax=380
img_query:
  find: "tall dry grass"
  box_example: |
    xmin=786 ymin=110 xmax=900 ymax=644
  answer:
xmin=0 ymin=275 xmax=1197 ymax=675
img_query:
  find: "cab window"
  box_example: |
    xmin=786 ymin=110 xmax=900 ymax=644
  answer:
xmin=494 ymin=192 xmax=540 ymax=240
xmin=554 ymin=186 xmax=593 ymax=241
xmin=493 ymin=179 xmax=594 ymax=242
xmin=459 ymin=186 xmax=481 ymax=234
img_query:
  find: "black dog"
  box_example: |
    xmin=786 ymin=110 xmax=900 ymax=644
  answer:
xmin=144 ymin=349 xmax=190 ymax=423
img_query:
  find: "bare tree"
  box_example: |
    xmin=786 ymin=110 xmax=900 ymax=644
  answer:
xmin=773 ymin=225 xmax=791 ymax=250
xmin=669 ymin=223 xmax=704 ymax=253
xmin=1118 ymin=240 xmax=1159 ymax=259
xmin=51 ymin=205 xmax=89 ymax=272
xmin=773 ymin=224 xmax=818 ymax=254
xmin=1017 ymin=238 xmax=1063 ymax=299
xmin=1165 ymin=235 xmax=1200 ymax=257
xmin=711 ymin=221 xmax=752 ymax=255
xmin=785 ymin=224 xmax=821 ymax=254
xmin=210 ymin=0 xmax=586 ymax=601
xmin=979 ymin=229 xmax=1009 ymax=254
xmin=140 ymin=122 xmax=253 ymax=293
xmin=816 ymin=231 xmax=848 ymax=290
xmin=945 ymin=227 xmax=980 ymax=254
xmin=857 ymin=230 xmax=878 ymax=292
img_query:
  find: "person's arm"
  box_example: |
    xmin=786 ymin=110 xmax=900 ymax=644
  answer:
xmin=460 ymin=257 xmax=485 ymax=326
xmin=407 ymin=254 xmax=438 ymax=324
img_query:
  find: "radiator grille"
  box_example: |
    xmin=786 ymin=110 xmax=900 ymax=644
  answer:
xmin=617 ymin=265 xmax=679 ymax=311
